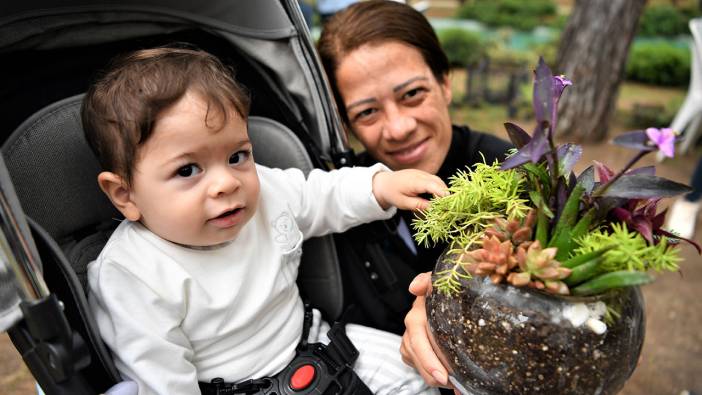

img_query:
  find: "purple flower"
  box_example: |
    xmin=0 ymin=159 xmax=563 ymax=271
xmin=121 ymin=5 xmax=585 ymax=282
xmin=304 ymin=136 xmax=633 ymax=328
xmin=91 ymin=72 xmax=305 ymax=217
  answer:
xmin=645 ymin=127 xmax=675 ymax=158
xmin=553 ymin=75 xmax=572 ymax=101
xmin=551 ymin=75 xmax=572 ymax=132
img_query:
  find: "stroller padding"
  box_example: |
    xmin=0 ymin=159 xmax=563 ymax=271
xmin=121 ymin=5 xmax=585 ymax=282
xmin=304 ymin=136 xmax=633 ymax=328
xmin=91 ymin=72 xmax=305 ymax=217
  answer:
xmin=2 ymin=94 xmax=119 ymax=245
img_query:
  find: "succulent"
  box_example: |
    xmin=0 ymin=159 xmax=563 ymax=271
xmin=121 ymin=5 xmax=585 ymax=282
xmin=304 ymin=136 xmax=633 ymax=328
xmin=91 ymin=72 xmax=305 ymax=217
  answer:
xmin=510 ymin=240 xmax=572 ymax=295
xmin=484 ymin=210 xmax=536 ymax=247
xmin=459 ymin=235 xmax=518 ymax=285
xmin=459 ymin=215 xmax=572 ymax=296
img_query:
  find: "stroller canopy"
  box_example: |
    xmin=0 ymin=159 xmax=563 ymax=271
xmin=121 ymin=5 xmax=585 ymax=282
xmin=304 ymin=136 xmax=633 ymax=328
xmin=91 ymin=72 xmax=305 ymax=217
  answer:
xmin=0 ymin=0 xmax=348 ymax=165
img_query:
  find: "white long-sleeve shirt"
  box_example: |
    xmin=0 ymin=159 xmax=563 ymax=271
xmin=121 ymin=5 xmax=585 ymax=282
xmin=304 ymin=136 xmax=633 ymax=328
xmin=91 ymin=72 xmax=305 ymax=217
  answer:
xmin=88 ymin=164 xmax=395 ymax=395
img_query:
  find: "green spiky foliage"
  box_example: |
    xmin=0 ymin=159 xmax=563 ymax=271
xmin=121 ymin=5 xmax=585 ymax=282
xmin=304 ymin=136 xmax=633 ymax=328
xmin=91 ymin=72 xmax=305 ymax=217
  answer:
xmin=574 ymin=223 xmax=681 ymax=274
xmin=413 ymin=160 xmax=531 ymax=251
xmin=412 ymin=160 xmax=531 ymax=295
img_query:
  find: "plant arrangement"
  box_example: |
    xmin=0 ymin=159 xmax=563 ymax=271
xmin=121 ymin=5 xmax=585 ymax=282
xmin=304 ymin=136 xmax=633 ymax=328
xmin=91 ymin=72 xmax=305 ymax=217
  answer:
xmin=414 ymin=58 xmax=700 ymax=395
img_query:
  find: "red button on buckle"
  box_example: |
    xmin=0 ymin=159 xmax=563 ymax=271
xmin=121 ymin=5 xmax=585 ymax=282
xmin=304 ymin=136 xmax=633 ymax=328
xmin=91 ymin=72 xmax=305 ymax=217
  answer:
xmin=290 ymin=364 xmax=316 ymax=391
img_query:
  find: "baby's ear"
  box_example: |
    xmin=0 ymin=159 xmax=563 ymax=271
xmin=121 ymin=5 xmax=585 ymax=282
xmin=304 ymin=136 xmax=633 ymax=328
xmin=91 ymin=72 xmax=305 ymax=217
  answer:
xmin=97 ymin=172 xmax=141 ymax=221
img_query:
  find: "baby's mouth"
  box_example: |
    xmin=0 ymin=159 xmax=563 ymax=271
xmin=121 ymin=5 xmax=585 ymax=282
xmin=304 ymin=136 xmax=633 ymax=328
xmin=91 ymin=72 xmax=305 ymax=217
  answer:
xmin=214 ymin=207 xmax=242 ymax=219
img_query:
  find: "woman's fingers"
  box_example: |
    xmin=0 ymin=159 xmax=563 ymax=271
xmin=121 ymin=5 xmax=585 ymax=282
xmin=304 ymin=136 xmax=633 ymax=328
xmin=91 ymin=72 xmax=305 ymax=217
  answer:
xmin=402 ymin=278 xmax=450 ymax=388
xmin=409 ymin=272 xmax=432 ymax=296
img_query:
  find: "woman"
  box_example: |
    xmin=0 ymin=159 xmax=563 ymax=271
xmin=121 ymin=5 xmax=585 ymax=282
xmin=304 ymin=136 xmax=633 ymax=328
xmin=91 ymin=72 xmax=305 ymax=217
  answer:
xmin=318 ymin=0 xmax=512 ymax=388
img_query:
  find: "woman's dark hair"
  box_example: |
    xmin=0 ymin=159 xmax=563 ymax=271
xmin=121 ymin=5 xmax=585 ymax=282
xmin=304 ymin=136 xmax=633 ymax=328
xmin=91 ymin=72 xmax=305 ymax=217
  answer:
xmin=82 ymin=47 xmax=250 ymax=184
xmin=317 ymin=0 xmax=449 ymax=124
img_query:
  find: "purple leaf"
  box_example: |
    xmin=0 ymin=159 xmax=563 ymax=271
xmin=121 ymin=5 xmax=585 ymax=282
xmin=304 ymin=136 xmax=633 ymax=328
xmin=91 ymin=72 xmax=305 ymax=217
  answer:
xmin=500 ymin=151 xmax=531 ymax=170
xmin=533 ymin=57 xmax=554 ymax=129
xmin=651 ymin=208 xmax=666 ymax=230
xmin=500 ymin=124 xmax=551 ymax=170
xmin=599 ymin=174 xmax=691 ymax=199
xmin=529 ymin=124 xmax=550 ymax=163
xmin=504 ymin=122 xmax=531 ymax=149
xmin=631 ymin=217 xmax=654 ymax=243
xmin=611 ymin=207 xmax=632 ymax=222
xmin=612 ymin=130 xmax=655 ymax=151
xmin=628 ymin=166 xmax=656 ymax=176
xmin=577 ymin=166 xmax=595 ymax=193
xmin=556 ymin=143 xmax=583 ymax=176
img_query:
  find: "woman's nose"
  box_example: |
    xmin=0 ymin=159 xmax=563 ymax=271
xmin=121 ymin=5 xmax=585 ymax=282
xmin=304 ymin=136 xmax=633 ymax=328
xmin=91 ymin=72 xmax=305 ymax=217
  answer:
xmin=208 ymin=168 xmax=241 ymax=198
xmin=383 ymin=106 xmax=416 ymax=141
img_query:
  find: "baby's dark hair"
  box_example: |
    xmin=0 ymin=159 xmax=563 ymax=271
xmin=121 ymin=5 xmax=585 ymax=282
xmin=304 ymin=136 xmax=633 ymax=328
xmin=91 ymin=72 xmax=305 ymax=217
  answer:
xmin=82 ymin=46 xmax=250 ymax=184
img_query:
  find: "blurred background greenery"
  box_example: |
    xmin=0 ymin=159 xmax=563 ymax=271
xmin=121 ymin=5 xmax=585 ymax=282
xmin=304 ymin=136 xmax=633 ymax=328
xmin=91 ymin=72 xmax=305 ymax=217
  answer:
xmin=308 ymin=0 xmax=701 ymax=145
xmin=426 ymin=0 xmax=699 ymax=135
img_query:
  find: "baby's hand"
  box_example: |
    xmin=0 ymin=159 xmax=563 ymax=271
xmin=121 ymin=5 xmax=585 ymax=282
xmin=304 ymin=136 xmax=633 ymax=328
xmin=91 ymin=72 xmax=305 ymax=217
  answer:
xmin=372 ymin=169 xmax=448 ymax=211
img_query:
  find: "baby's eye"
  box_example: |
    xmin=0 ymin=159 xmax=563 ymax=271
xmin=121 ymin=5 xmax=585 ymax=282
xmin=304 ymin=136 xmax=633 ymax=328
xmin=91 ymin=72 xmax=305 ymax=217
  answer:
xmin=229 ymin=150 xmax=251 ymax=166
xmin=176 ymin=164 xmax=201 ymax=178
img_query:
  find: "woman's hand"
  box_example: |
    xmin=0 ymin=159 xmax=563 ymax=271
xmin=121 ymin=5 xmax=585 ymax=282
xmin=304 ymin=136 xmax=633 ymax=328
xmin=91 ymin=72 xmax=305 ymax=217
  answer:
xmin=372 ymin=169 xmax=447 ymax=211
xmin=400 ymin=272 xmax=451 ymax=388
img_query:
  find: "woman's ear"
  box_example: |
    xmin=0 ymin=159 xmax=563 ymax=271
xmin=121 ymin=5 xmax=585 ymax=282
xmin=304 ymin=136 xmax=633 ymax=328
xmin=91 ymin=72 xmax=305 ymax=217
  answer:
xmin=97 ymin=172 xmax=141 ymax=221
xmin=440 ymin=72 xmax=453 ymax=104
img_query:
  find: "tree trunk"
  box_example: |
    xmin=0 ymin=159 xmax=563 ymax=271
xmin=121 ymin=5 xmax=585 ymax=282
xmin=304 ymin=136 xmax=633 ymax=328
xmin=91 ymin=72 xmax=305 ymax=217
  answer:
xmin=555 ymin=0 xmax=647 ymax=141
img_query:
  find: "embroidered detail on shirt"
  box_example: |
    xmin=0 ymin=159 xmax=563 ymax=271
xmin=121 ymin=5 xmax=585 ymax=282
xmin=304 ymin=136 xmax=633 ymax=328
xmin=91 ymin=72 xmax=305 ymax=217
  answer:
xmin=272 ymin=212 xmax=301 ymax=251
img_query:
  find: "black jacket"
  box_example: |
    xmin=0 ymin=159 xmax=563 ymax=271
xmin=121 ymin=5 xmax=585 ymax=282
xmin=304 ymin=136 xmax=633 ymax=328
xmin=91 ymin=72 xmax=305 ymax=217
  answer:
xmin=335 ymin=124 xmax=512 ymax=334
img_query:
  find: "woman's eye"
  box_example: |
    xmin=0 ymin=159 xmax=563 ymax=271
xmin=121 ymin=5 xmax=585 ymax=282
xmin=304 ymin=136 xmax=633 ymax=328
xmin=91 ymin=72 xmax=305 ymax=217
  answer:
xmin=176 ymin=164 xmax=201 ymax=178
xmin=353 ymin=108 xmax=377 ymax=122
xmin=229 ymin=150 xmax=251 ymax=166
xmin=402 ymin=87 xmax=426 ymax=101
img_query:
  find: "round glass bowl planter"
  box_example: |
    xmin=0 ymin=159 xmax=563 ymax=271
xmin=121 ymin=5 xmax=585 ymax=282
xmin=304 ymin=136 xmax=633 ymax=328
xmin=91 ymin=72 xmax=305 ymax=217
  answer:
xmin=427 ymin=252 xmax=645 ymax=395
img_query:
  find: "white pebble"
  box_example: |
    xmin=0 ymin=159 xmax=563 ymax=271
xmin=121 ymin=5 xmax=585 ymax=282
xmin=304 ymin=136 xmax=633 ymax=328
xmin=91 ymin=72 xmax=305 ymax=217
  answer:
xmin=563 ymin=303 xmax=589 ymax=327
xmin=586 ymin=318 xmax=607 ymax=335
xmin=478 ymin=319 xmax=486 ymax=326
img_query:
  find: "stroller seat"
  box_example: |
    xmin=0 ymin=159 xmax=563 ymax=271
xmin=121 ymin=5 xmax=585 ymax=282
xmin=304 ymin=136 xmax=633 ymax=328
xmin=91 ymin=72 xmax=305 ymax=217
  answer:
xmin=2 ymin=94 xmax=344 ymax=393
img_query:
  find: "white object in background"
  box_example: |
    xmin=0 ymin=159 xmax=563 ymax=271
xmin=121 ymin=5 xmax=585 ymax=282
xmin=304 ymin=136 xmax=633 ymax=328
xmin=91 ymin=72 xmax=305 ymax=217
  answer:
xmin=661 ymin=18 xmax=702 ymax=162
xmin=665 ymin=198 xmax=700 ymax=239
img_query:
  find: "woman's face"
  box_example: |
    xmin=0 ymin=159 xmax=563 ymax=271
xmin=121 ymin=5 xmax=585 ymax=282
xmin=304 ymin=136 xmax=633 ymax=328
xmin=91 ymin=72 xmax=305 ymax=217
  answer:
xmin=336 ymin=41 xmax=453 ymax=174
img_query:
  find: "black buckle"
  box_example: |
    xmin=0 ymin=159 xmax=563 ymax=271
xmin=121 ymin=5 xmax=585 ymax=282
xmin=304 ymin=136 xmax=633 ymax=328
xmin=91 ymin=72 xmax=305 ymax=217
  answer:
xmin=204 ymin=377 xmax=271 ymax=395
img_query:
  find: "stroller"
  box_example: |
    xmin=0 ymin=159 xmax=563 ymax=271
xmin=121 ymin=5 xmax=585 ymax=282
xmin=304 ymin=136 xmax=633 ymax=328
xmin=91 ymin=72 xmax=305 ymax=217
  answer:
xmin=0 ymin=0 xmax=358 ymax=393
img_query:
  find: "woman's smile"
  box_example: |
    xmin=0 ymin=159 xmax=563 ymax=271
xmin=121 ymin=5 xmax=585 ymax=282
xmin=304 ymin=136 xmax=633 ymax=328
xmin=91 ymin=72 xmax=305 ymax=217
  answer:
xmin=388 ymin=138 xmax=430 ymax=165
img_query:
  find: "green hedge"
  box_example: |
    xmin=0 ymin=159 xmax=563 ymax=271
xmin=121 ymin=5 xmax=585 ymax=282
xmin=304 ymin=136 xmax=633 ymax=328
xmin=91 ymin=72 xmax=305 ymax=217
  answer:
xmin=437 ymin=28 xmax=485 ymax=67
xmin=638 ymin=5 xmax=698 ymax=37
xmin=455 ymin=0 xmax=557 ymax=31
xmin=625 ymin=42 xmax=690 ymax=86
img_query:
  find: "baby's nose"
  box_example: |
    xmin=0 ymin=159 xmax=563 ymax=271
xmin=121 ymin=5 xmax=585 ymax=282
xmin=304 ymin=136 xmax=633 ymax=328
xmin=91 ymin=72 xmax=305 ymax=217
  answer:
xmin=208 ymin=170 xmax=241 ymax=197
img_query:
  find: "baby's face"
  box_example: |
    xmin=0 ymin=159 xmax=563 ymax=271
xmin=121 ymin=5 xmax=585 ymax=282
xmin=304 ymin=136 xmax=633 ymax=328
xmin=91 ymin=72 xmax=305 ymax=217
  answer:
xmin=128 ymin=90 xmax=259 ymax=246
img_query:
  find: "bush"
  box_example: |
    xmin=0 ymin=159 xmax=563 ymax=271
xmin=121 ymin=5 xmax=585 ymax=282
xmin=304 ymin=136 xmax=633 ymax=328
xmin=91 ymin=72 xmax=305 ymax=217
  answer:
xmin=638 ymin=5 xmax=692 ymax=37
xmin=455 ymin=0 xmax=557 ymax=32
xmin=627 ymin=103 xmax=677 ymax=129
xmin=625 ymin=42 xmax=690 ymax=86
xmin=438 ymin=28 xmax=485 ymax=67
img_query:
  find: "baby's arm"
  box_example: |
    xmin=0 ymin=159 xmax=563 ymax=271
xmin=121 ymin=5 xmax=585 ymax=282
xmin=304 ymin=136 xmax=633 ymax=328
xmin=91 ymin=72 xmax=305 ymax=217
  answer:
xmin=372 ymin=169 xmax=448 ymax=211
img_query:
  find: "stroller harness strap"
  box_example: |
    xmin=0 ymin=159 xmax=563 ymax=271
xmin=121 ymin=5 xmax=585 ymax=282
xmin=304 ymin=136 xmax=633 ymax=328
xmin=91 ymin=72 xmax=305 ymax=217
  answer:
xmin=199 ymin=306 xmax=372 ymax=395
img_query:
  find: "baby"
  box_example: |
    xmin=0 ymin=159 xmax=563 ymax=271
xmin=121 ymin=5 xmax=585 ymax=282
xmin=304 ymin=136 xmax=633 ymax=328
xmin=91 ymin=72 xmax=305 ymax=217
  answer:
xmin=82 ymin=47 xmax=445 ymax=395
